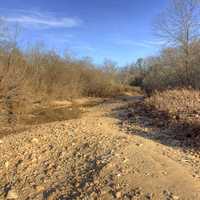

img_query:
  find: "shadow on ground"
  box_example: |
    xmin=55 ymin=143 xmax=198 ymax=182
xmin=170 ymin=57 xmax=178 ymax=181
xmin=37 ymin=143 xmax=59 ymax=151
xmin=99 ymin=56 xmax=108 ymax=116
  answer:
xmin=108 ymin=95 xmax=200 ymax=153
xmin=23 ymin=106 xmax=82 ymax=125
xmin=0 ymin=105 xmax=82 ymax=138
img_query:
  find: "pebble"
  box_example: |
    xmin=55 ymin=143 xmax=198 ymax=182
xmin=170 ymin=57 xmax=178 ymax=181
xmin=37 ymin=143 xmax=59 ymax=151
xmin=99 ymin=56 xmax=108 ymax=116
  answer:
xmin=35 ymin=185 xmax=45 ymax=193
xmin=31 ymin=138 xmax=39 ymax=143
xmin=5 ymin=161 xmax=9 ymax=169
xmin=163 ymin=190 xmax=180 ymax=200
xmin=162 ymin=171 xmax=168 ymax=175
xmin=0 ymin=99 xmax=198 ymax=200
xmin=116 ymin=191 xmax=122 ymax=199
xmin=145 ymin=192 xmax=154 ymax=199
xmin=123 ymin=158 xmax=129 ymax=163
xmin=6 ymin=189 xmax=18 ymax=199
xmin=173 ymin=195 xmax=180 ymax=200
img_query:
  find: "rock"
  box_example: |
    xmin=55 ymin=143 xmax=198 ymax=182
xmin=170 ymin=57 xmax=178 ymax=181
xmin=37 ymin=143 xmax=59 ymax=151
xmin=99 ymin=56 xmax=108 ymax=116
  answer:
xmin=31 ymin=138 xmax=39 ymax=143
xmin=145 ymin=192 xmax=154 ymax=199
xmin=5 ymin=161 xmax=9 ymax=169
xmin=163 ymin=190 xmax=177 ymax=199
xmin=172 ymin=195 xmax=180 ymax=200
xmin=162 ymin=171 xmax=168 ymax=175
xmin=116 ymin=191 xmax=122 ymax=199
xmin=144 ymin=172 xmax=150 ymax=176
xmin=136 ymin=143 xmax=143 ymax=147
xmin=35 ymin=185 xmax=45 ymax=193
xmin=123 ymin=158 xmax=129 ymax=163
xmin=144 ymin=128 xmax=149 ymax=132
xmin=0 ymin=140 xmax=3 ymax=144
xmin=6 ymin=189 xmax=18 ymax=199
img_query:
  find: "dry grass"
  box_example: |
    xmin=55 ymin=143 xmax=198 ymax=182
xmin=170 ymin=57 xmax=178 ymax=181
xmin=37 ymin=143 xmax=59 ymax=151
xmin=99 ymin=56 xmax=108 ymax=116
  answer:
xmin=142 ymin=89 xmax=200 ymax=139
xmin=0 ymin=45 xmax=125 ymax=128
xmin=146 ymin=89 xmax=200 ymax=119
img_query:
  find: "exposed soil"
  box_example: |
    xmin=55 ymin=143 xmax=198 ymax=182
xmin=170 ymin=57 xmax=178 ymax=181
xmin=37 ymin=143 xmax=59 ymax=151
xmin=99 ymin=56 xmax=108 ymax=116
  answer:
xmin=0 ymin=95 xmax=200 ymax=200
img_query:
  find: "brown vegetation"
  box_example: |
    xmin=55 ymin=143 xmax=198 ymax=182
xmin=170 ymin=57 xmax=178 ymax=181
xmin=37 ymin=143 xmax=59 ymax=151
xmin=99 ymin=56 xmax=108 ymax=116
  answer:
xmin=134 ymin=89 xmax=200 ymax=141
xmin=0 ymin=42 xmax=124 ymax=128
xmin=146 ymin=89 xmax=200 ymax=118
xmin=116 ymin=0 xmax=200 ymax=147
xmin=121 ymin=0 xmax=200 ymax=94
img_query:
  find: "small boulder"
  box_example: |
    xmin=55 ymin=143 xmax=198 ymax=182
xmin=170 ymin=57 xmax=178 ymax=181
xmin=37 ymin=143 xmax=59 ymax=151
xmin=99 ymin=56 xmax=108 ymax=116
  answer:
xmin=31 ymin=138 xmax=39 ymax=143
xmin=116 ymin=191 xmax=122 ymax=199
xmin=7 ymin=189 xmax=18 ymax=199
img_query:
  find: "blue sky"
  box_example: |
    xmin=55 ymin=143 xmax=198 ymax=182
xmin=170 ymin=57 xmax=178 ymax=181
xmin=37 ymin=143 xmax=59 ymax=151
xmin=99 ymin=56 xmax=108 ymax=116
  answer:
xmin=0 ymin=0 xmax=168 ymax=65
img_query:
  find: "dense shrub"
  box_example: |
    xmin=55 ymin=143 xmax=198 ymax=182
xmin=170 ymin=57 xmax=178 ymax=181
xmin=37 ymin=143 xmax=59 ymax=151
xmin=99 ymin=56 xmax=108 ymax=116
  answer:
xmin=144 ymin=89 xmax=200 ymax=138
xmin=146 ymin=89 xmax=200 ymax=118
xmin=0 ymin=44 xmax=124 ymax=126
xmin=133 ymin=43 xmax=200 ymax=94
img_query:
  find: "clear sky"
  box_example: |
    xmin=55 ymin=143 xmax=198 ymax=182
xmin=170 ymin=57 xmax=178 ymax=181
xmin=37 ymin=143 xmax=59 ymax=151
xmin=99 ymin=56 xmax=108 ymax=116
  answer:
xmin=0 ymin=0 xmax=169 ymax=65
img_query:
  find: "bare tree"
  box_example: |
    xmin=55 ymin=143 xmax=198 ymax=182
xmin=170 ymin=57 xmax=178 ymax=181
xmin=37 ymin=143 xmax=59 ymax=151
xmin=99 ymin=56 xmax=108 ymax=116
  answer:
xmin=0 ymin=18 xmax=9 ymax=44
xmin=154 ymin=0 xmax=200 ymax=85
xmin=0 ymin=19 xmax=26 ymax=129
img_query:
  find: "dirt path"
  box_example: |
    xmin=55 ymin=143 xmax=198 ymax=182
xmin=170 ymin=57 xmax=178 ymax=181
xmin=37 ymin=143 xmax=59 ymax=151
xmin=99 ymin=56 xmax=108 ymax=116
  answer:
xmin=0 ymin=96 xmax=200 ymax=200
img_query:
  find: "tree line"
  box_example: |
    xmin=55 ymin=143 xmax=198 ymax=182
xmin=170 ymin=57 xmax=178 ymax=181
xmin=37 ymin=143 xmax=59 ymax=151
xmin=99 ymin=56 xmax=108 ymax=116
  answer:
xmin=122 ymin=0 xmax=200 ymax=94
